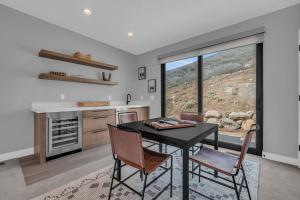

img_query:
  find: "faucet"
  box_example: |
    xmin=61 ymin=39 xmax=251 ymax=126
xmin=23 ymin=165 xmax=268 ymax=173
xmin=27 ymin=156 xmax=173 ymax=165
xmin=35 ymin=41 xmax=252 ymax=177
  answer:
xmin=126 ymin=94 xmax=131 ymax=105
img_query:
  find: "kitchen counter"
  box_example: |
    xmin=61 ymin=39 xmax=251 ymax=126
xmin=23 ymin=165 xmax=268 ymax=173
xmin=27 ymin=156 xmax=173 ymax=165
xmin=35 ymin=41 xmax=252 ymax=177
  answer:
xmin=31 ymin=101 xmax=150 ymax=113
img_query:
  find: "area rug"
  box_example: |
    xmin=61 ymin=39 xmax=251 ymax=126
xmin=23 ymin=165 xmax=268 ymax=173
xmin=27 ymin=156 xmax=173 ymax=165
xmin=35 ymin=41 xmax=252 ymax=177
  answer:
xmin=32 ymin=150 xmax=260 ymax=200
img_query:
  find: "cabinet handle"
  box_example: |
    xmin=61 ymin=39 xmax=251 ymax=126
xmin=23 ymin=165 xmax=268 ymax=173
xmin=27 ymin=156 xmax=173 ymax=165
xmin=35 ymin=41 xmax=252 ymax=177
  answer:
xmin=92 ymin=116 xmax=108 ymax=119
xmin=92 ymin=110 xmax=109 ymax=112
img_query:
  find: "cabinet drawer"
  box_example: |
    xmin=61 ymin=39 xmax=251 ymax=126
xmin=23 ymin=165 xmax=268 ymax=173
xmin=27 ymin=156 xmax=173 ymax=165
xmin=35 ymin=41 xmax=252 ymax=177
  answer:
xmin=83 ymin=130 xmax=110 ymax=149
xmin=83 ymin=114 xmax=115 ymax=133
xmin=83 ymin=109 xmax=115 ymax=118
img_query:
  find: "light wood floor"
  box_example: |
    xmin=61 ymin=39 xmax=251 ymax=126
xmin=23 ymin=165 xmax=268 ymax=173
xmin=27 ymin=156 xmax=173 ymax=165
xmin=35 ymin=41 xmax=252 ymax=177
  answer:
xmin=0 ymin=145 xmax=299 ymax=200
xmin=19 ymin=145 xmax=112 ymax=185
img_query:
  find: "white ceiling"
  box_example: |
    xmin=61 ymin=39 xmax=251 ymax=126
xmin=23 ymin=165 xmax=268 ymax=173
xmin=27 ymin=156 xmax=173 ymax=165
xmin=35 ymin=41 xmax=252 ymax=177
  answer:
xmin=1 ymin=0 xmax=300 ymax=55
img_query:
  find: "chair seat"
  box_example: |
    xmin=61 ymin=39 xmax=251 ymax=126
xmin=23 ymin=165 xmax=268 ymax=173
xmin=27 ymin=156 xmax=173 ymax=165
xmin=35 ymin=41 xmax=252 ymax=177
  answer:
xmin=143 ymin=148 xmax=170 ymax=173
xmin=190 ymin=147 xmax=238 ymax=175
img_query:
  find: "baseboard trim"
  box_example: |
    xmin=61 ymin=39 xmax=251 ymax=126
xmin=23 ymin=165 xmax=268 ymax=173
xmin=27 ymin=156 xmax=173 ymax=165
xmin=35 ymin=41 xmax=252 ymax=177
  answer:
xmin=262 ymin=151 xmax=299 ymax=167
xmin=0 ymin=147 xmax=34 ymax=162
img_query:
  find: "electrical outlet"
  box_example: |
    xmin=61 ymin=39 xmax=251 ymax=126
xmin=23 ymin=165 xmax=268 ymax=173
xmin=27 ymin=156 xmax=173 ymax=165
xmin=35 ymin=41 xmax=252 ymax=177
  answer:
xmin=140 ymin=95 xmax=144 ymax=100
xmin=150 ymin=95 xmax=155 ymax=101
xmin=108 ymin=95 xmax=112 ymax=100
xmin=60 ymin=93 xmax=65 ymax=101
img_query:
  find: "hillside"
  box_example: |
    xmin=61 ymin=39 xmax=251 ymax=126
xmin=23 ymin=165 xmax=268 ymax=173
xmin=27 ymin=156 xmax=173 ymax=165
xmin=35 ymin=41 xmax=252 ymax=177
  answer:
xmin=165 ymin=45 xmax=256 ymax=88
xmin=165 ymin=44 xmax=257 ymax=134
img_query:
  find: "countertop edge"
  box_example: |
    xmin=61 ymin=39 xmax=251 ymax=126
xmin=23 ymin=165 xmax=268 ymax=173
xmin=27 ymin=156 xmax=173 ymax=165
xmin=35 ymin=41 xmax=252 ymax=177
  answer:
xmin=31 ymin=104 xmax=149 ymax=113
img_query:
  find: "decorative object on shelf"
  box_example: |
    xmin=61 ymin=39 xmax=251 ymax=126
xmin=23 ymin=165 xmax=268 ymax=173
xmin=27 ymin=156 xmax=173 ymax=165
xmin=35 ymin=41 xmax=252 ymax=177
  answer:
xmin=148 ymin=79 xmax=156 ymax=93
xmin=77 ymin=101 xmax=110 ymax=107
xmin=39 ymin=73 xmax=118 ymax=86
xmin=39 ymin=49 xmax=118 ymax=70
xmin=102 ymin=72 xmax=112 ymax=81
xmin=73 ymin=52 xmax=91 ymax=60
xmin=49 ymin=71 xmax=66 ymax=77
xmin=138 ymin=66 xmax=146 ymax=80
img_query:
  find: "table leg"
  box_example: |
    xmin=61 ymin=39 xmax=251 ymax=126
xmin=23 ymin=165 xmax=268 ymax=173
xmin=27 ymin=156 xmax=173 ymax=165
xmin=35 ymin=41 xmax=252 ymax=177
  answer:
xmin=116 ymin=160 xmax=121 ymax=181
xmin=182 ymin=147 xmax=189 ymax=200
xmin=214 ymin=130 xmax=219 ymax=177
xmin=159 ymin=143 xmax=163 ymax=153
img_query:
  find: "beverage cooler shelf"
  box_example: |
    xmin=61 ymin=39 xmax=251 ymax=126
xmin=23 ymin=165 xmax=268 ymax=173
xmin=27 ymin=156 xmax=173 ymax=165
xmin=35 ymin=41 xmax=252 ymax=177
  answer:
xmin=47 ymin=112 xmax=82 ymax=158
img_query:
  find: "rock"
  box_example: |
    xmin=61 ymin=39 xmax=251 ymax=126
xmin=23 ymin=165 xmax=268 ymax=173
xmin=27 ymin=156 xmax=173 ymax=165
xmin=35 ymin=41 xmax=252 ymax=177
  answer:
xmin=221 ymin=118 xmax=241 ymax=130
xmin=247 ymin=111 xmax=255 ymax=118
xmin=229 ymin=112 xmax=250 ymax=120
xmin=252 ymin=113 xmax=256 ymax=121
xmin=241 ymin=119 xmax=255 ymax=131
xmin=236 ymin=120 xmax=243 ymax=125
xmin=224 ymin=112 xmax=230 ymax=118
xmin=221 ymin=118 xmax=236 ymax=125
xmin=207 ymin=118 xmax=220 ymax=125
xmin=205 ymin=110 xmax=222 ymax=119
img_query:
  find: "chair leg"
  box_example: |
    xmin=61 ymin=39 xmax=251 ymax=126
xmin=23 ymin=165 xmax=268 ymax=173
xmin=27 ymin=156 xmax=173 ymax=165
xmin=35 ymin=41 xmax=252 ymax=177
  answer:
xmin=238 ymin=174 xmax=246 ymax=196
xmin=170 ymin=156 xmax=173 ymax=197
xmin=108 ymin=160 xmax=117 ymax=200
xmin=141 ymin=173 xmax=148 ymax=200
xmin=232 ymin=176 xmax=240 ymax=200
xmin=192 ymin=146 xmax=195 ymax=178
xmin=140 ymin=170 xmax=144 ymax=181
xmin=242 ymin=164 xmax=252 ymax=200
xmin=198 ymin=164 xmax=201 ymax=183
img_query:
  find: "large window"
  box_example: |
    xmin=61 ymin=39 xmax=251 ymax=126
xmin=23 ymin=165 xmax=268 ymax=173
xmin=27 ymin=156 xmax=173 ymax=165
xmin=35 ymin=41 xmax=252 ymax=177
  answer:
xmin=202 ymin=45 xmax=257 ymax=147
xmin=164 ymin=57 xmax=198 ymax=118
xmin=161 ymin=43 xmax=263 ymax=155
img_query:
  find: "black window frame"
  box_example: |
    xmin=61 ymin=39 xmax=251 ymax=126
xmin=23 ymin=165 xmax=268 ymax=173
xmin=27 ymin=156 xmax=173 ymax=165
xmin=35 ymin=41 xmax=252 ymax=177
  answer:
xmin=161 ymin=43 xmax=263 ymax=156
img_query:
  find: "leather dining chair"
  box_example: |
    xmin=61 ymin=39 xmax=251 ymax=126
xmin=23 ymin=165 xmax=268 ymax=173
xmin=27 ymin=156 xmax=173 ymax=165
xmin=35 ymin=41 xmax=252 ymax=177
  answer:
xmin=164 ymin=112 xmax=204 ymax=157
xmin=107 ymin=124 xmax=173 ymax=200
xmin=118 ymin=111 xmax=159 ymax=149
xmin=180 ymin=112 xmax=204 ymax=123
xmin=180 ymin=112 xmax=204 ymax=178
xmin=189 ymin=124 xmax=258 ymax=200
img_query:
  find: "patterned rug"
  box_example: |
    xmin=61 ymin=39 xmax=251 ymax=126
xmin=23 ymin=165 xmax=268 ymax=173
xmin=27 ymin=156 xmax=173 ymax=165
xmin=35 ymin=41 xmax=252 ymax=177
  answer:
xmin=32 ymin=148 xmax=260 ymax=200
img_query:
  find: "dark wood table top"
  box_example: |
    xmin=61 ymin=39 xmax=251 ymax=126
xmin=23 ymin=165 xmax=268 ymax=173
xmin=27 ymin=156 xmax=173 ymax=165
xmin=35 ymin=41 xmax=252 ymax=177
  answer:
xmin=117 ymin=118 xmax=218 ymax=148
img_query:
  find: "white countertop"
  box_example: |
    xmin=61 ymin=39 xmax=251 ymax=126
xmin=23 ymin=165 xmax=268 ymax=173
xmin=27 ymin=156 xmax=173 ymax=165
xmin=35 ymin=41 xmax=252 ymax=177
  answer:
xmin=31 ymin=101 xmax=150 ymax=113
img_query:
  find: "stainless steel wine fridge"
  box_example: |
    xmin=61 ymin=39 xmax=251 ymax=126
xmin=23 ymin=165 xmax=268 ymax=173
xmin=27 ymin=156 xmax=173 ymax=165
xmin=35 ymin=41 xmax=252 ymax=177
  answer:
xmin=46 ymin=111 xmax=82 ymax=158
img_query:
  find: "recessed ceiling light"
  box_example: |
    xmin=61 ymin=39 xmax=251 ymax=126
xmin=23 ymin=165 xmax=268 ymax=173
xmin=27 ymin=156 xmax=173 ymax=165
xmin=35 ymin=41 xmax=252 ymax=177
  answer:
xmin=128 ymin=32 xmax=134 ymax=37
xmin=83 ymin=8 xmax=92 ymax=16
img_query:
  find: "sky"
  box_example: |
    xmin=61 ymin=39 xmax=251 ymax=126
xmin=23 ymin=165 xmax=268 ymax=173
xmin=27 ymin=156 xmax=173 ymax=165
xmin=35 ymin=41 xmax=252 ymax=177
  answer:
xmin=165 ymin=52 xmax=217 ymax=71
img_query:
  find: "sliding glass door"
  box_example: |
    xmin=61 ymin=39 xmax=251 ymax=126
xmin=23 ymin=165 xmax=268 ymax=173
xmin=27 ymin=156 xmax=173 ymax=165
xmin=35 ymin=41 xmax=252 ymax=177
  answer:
xmin=161 ymin=43 xmax=263 ymax=155
xmin=202 ymin=44 xmax=257 ymax=148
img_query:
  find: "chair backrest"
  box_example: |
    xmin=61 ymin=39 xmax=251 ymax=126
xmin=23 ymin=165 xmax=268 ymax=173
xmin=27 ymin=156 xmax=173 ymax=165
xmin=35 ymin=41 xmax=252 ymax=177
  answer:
xmin=236 ymin=124 xmax=258 ymax=170
xmin=108 ymin=124 xmax=145 ymax=170
xmin=118 ymin=112 xmax=138 ymax=124
xmin=180 ymin=112 xmax=203 ymax=123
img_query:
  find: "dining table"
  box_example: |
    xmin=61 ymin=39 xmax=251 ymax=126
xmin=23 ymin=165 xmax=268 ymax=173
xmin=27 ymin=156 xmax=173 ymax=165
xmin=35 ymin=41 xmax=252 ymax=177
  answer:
xmin=117 ymin=118 xmax=219 ymax=200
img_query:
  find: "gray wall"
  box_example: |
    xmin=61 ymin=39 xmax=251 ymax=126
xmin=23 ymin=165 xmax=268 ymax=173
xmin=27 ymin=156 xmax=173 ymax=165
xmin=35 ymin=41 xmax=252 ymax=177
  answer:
xmin=1 ymin=3 xmax=300 ymax=159
xmin=0 ymin=5 xmax=137 ymax=154
xmin=136 ymin=4 xmax=300 ymax=158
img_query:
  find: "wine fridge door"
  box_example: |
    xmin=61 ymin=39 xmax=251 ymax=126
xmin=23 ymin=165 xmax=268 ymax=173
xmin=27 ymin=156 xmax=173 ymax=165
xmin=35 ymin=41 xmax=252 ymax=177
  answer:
xmin=46 ymin=111 xmax=82 ymax=158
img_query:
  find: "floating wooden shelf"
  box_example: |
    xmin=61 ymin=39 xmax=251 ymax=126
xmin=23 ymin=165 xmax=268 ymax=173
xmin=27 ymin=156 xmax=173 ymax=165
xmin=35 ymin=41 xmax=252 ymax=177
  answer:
xmin=39 ymin=49 xmax=118 ymax=70
xmin=39 ymin=73 xmax=118 ymax=86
